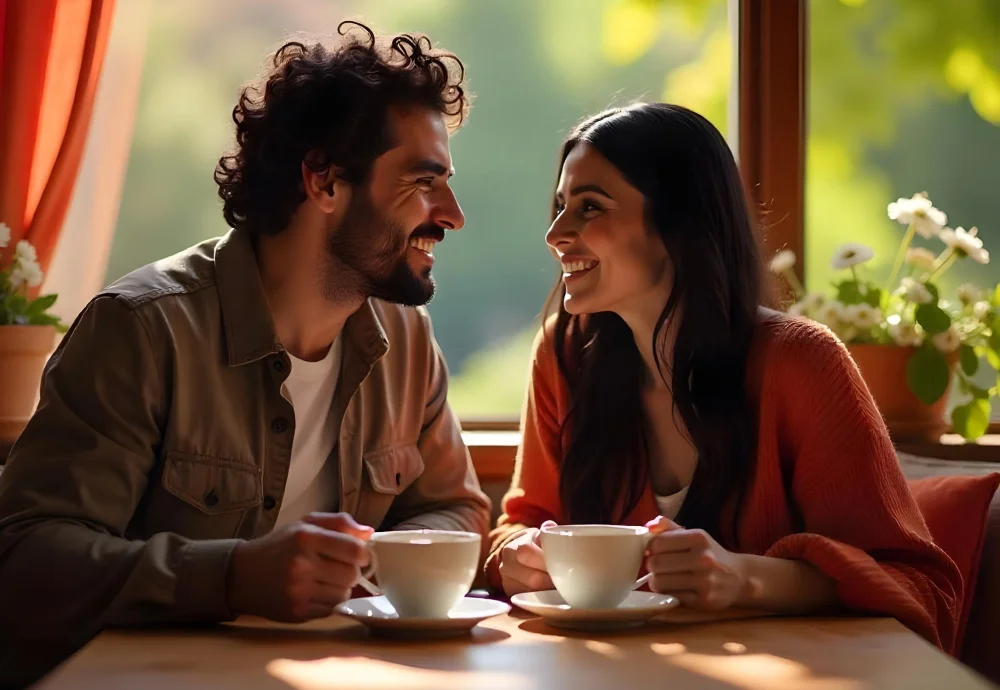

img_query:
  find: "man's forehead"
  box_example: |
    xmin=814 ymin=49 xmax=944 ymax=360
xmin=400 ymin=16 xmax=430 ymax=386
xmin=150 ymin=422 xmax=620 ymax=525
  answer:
xmin=381 ymin=107 xmax=452 ymax=169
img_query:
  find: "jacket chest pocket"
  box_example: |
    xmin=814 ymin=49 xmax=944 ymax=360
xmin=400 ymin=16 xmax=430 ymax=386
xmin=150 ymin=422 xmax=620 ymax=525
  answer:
xmin=150 ymin=451 xmax=262 ymax=539
xmin=357 ymin=444 xmax=425 ymax=526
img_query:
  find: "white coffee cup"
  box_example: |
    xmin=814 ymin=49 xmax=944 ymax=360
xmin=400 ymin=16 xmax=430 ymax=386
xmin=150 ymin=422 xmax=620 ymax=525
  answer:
xmin=356 ymin=530 xmax=481 ymax=618
xmin=539 ymin=524 xmax=653 ymax=610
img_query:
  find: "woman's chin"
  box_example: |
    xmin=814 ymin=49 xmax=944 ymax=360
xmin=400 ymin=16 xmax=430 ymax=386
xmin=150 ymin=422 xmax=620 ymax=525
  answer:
xmin=562 ymin=293 xmax=593 ymax=315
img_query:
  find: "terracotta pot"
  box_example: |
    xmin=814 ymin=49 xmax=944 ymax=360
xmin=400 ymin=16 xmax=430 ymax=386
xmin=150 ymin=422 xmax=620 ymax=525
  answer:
xmin=847 ymin=343 xmax=956 ymax=443
xmin=0 ymin=325 xmax=57 ymax=444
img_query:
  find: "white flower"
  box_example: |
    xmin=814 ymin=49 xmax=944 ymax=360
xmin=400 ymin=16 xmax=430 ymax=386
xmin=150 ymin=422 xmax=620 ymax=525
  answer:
xmin=14 ymin=240 xmax=37 ymax=263
xmin=835 ymin=324 xmax=859 ymax=342
xmin=769 ymin=249 xmax=796 ymax=274
xmin=940 ymin=226 xmax=990 ymax=264
xmin=802 ymin=292 xmax=826 ymax=311
xmin=0 ymin=222 xmax=9 ymax=249
xmin=888 ymin=192 xmax=947 ymax=238
xmin=9 ymin=258 xmax=44 ymax=289
xmin=931 ymin=326 xmax=961 ymax=354
xmin=897 ymin=277 xmax=934 ymax=304
xmin=787 ymin=300 xmax=807 ymax=317
xmin=850 ymin=304 xmax=881 ymax=329
xmin=904 ymin=247 xmax=937 ymax=272
xmin=888 ymin=321 xmax=923 ymax=347
xmin=831 ymin=243 xmax=875 ymax=270
xmin=974 ymin=301 xmax=993 ymax=321
xmin=957 ymin=283 xmax=982 ymax=305
xmin=817 ymin=301 xmax=845 ymax=326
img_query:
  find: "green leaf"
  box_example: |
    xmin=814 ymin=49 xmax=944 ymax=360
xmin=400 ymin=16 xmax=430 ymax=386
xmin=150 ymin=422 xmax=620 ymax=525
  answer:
xmin=863 ymin=287 xmax=882 ymax=308
xmin=987 ymin=348 xmax=1000 ymax=371
xmin=835 ymin=281 xmax=864 ymax=305
xmin=906 ymin=346 xmax=951 ymax=405
xmin=960 ymin=344 xmax=980 ymax=376
xmin=27 ymin=313 xmax=61 ymax=327
xmin=914 ymin=304 xmax=951 ymax=334
xmin=993 ymin=284 xmax=1000 ymax=306
xmin=952 ymin=399 xmax=992 ymax=441
xmin=970 ymin=383 xmax=991 ymax=399
xmin=25 ymin=294 xmax=57 ymax=316
xmin=924 ymin=282 xmax=940 ymax=303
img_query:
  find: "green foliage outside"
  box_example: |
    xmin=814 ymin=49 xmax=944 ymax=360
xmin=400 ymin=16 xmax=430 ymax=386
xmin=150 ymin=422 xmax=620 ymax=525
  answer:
xmin=108 ymin=0 xmax=1000 ymax=419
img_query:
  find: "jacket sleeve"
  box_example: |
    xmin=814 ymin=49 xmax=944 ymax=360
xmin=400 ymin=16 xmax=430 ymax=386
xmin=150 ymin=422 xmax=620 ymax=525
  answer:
xmin=764 ymin=321 xmax=961 ymax=652
xmin=484 ymin=327 xmax=566 ymax=592
xmin=381 ymin=313 xmax=492 ymax=550
xmin=0 ymin=296 xmax=240 ymax=680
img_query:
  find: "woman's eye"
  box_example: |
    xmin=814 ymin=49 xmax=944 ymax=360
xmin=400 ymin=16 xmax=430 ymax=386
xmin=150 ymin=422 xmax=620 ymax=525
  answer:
xmin=579 ymin=201 xmax=603 ymax=214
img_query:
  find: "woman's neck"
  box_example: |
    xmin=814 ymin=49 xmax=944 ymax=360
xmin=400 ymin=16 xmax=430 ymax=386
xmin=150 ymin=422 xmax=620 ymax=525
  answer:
xmin=616 ymin=288 xmax=678 ymax=391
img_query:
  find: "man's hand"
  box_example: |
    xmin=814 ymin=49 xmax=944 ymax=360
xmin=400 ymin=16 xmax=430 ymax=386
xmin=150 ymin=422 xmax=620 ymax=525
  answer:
xmin=226 ymin=512 xmax=374 ymax=622
xmin=499 ymin=520 xmax=556 ymax=596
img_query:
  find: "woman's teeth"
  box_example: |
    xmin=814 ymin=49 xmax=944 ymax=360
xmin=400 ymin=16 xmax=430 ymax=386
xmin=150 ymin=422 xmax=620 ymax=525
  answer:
xmin=410 ymin=238 xmax=435 ymax=254
xmin=561 ymin=259 xmax=598 ymax=274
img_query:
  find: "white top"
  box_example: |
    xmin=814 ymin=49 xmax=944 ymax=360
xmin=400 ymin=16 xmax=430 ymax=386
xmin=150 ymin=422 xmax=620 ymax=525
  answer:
xmin=653 ymin=484 xmax=689 ymax=521
xmin=274 ymin=336 xmax=343 ymax=528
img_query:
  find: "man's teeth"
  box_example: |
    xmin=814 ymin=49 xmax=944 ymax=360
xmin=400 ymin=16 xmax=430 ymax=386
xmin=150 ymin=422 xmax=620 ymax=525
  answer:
xmin=410 ymin=238 xmax=435 ymax=253
xmin=561 ymin=260 xmax=598 ymax=274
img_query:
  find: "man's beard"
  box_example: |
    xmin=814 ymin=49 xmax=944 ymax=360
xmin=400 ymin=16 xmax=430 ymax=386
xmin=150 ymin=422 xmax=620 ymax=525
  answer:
xmin=325 ymin=190 xmax=438 ymax=307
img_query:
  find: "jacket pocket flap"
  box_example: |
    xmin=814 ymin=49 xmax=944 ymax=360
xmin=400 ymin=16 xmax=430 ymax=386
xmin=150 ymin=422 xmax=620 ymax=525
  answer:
xmin=362 ymin=444 xmax=425 ymax=495
xmin=162 ymin=452 xmax=262 ymax=515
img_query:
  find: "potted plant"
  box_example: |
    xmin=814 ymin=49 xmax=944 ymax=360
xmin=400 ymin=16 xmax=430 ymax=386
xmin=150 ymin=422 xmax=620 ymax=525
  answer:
xmin=0 ymin=222 xmax=66 ymax=444
xmin=770 ymin=193 xmax=997 ymax=443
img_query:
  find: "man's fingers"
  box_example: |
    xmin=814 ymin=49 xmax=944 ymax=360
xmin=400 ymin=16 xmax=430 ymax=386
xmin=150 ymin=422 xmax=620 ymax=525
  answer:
xmin=298 ymin=525 xmax=371 ymax=567
xmin=303 ymin=512 xmax=374 ymax=540
xmin=312 ymin=558 xmax=361 ymax=590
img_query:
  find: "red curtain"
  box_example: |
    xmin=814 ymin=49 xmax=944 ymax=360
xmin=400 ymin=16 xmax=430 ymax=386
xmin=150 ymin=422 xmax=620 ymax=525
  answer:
xmin=0 ymin=0 xmax=116 ymax=273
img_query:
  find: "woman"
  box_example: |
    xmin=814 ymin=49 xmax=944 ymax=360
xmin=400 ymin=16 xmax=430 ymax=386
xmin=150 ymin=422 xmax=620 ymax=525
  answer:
xmin=486 ymin=103 xmax=961 ymax=651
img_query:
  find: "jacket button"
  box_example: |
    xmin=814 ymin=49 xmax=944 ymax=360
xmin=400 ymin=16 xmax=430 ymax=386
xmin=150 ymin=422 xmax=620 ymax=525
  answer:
xmin=204 ymin=490 xmax=219 ymax=507
xmin=272 ymin=358 xmax=285 ymax=373
xmin=262 ymin=495 xmax=276 ymax=510
xmin=395 ymin=472 xmax=401 ymax=486
xmin=271 ymin=417 xmax=289 ymax=433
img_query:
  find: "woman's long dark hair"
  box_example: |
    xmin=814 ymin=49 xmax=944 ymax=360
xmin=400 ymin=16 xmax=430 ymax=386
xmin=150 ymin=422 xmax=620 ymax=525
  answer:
xmin=548 ymin=103 xmax=767 ymax=547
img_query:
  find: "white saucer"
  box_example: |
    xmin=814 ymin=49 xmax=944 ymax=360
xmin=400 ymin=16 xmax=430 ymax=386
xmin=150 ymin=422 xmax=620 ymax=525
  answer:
xmin=510 ymin=590 xmax=679 ymax=630
xmin=334 ymin=596 xmax=511 ymax=638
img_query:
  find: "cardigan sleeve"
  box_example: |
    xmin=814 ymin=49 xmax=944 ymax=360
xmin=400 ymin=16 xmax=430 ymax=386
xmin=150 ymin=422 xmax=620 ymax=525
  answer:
xmin=764 ymin=320 xmax=961 ymax=652
xmin=484 ymin=326 xmax=566 ymax=592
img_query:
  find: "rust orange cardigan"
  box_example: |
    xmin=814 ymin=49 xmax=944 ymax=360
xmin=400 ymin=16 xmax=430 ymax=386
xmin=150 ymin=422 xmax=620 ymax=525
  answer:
xmin=486 ymin=313 xmax=962 ymax=652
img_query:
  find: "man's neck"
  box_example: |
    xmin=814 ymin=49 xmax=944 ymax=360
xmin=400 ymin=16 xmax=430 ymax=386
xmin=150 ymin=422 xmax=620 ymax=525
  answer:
xmin=254 ymin=226 xmax=364 ymax=363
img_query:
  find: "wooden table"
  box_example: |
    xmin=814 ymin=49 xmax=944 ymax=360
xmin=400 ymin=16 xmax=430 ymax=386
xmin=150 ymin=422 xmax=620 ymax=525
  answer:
xmin=38 ymin=609 xmax=995 ymax=690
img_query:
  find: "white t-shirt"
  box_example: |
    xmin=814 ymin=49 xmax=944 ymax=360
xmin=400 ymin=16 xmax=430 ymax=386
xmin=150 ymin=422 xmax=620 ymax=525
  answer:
xmin=654 ymin=484 xmax=689 ymax=521
xmin=274 ymin=336 xmax=343 ymax=528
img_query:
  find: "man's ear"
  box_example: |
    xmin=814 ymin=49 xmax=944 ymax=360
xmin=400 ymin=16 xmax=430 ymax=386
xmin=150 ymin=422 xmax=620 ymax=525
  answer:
xmin=301 ymin=163 xmax=343 ymax=214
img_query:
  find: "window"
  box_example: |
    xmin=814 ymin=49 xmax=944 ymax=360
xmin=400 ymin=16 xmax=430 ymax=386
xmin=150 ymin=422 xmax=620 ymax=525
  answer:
xmin=805 ymin=0 xmax=1000 ymax=412
xmin=107 ymin=0 xmax=733 ymax=421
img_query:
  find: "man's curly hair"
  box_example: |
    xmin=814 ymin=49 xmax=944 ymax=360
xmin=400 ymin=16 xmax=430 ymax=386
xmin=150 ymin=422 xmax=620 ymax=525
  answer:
xmin=214 ymin=21 xmax=469 ymax=236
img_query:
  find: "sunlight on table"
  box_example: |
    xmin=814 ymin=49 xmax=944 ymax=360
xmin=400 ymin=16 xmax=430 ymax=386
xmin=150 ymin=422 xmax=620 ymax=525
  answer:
xmin=266 ymin=656 xmax=533 ymax=690
xmin=668 ymin=652 xmax=862 ymax=690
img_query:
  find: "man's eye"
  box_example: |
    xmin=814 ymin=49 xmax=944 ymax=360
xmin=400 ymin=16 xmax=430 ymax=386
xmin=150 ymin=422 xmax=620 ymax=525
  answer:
xmin=417 ymin=177 xmax=434 ymax=187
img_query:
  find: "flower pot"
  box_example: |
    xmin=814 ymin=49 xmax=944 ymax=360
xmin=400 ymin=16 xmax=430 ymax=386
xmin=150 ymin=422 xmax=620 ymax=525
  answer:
xmin=847 ymin=343 xmax=955 ymax=443
xmin=0 ymin=325 xmax=57 ymax=444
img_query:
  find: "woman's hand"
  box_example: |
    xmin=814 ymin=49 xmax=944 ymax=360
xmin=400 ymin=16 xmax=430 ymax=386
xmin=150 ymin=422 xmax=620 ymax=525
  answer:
xmin=645 ymin=518 xmax=751 ymax=610
xmin=499 ymin=520 xmax=556 ymax=597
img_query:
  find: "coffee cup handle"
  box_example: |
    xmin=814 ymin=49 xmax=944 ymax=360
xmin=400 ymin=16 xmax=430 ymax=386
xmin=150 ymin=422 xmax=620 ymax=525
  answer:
xmin=356 ymin=543 xmax=381 ymax=597
xmin=632 ymin=530 xmax=656 ymax=591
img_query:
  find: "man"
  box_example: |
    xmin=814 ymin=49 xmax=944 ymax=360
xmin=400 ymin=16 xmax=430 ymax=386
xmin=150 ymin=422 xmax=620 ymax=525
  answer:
xmin=0 ymin=21 xmax=490 ymax=683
